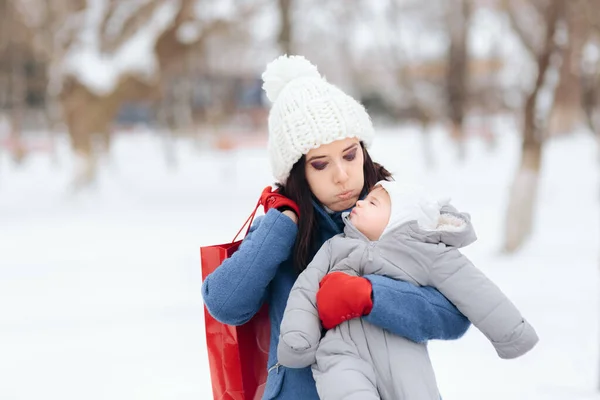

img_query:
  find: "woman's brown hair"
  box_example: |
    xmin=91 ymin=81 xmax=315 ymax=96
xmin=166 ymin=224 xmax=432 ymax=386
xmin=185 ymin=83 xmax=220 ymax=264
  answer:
xmin=276 ymin=142 xmax=392 ymax=273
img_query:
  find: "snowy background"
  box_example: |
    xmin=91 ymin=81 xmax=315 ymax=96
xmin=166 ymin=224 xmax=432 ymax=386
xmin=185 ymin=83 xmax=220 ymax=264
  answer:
xmin=0 ymin=121 xmax=598 ymax=400
xmin=1 ymin=1 xmax=599 ymax=397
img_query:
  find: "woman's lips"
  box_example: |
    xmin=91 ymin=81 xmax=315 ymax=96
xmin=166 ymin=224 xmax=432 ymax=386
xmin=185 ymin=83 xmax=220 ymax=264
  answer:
xmin=337 ymin=190 xmax=354 ymax=200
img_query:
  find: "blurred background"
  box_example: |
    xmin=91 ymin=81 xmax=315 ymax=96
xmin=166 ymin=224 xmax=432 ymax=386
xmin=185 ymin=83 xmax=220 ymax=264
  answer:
xmin=0 ymin=0 xmax=598 ymax=399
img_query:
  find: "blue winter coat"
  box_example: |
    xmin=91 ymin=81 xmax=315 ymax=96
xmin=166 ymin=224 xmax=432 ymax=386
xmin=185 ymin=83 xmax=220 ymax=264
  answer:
xmin=201 ymin=202 xmax=470 ymax=399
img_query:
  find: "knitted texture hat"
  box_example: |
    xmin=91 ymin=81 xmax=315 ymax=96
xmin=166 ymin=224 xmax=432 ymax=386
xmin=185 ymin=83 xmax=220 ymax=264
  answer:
xmin=262 ymin=55 xmax=375 ymax=183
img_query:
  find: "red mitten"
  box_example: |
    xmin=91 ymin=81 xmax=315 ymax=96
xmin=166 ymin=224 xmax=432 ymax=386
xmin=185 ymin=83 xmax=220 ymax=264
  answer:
xmin=259 ymin=186 xmax=300 ymax=217
xmin=316 ymin=272 xmax=373 ymax=330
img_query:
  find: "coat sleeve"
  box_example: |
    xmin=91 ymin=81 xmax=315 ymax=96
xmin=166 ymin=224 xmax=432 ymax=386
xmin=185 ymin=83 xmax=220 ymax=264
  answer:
xmin=428 ymin=247 xmax=539 ymax=359
xmin=201 ymin=209 xmax=298 ymax=326
xmin=363 ymin=275 xmax=471 ymax=343
xmin=277 ymin=241 xmax=332 ymax=368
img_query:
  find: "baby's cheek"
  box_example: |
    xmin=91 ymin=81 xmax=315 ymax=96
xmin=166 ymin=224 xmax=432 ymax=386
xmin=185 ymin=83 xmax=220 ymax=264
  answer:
xmin=375 ymin=218 xmax=388 ymax=237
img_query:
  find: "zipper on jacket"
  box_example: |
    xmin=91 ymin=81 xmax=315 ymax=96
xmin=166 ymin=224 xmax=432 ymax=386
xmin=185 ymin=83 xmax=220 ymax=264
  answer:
xmin=268 ymin=362 xmax=281 ymax=374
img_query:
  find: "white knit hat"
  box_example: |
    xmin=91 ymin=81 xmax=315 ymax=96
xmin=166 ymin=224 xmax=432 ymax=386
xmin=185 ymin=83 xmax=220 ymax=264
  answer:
xmin=262 ymin=55 xmax=375 ymax=183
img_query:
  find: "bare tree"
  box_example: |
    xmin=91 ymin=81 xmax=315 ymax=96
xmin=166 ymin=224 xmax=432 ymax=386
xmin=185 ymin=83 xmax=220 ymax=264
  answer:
xmin=277 ymin=0 xmax=294 ymax=54
xmin=11 ymin=0 xmax=266 ymax=188
xmin=503 ymin=0 xmax=566 ymax=252
xmin=582 ymin=53 xmax=600 ymax=139
xmin=0 ymin=0 xmax=35 ymax=164
xmin=578 ymin=0 xmax=600 ymax=151
xmin=548 ymin=0 xmax=595 ymax=137
xmin=446 ymin=0 xmax=472 ymax=160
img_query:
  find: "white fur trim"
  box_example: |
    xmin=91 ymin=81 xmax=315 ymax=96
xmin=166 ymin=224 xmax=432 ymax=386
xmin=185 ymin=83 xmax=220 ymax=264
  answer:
xmin=435 ymin=214 xmax=467 ymax=232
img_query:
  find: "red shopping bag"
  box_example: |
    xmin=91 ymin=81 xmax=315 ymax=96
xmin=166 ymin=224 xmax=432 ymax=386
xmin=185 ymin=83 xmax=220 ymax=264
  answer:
xmin=200 ymin=201 xmax=270 ymax=400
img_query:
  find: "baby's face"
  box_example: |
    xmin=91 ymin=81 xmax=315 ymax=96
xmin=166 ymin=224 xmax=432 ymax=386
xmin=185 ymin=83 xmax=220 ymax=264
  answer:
xmin=349 ymin=186 xmax=391 ymax=241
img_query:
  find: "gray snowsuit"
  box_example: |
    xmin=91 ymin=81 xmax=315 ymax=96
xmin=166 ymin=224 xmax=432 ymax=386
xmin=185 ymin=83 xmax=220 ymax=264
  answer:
xmin=277 ymin=206 xmax=539 ymax=400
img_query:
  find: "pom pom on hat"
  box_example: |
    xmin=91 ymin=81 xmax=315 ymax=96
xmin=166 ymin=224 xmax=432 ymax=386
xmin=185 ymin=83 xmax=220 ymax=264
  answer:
xmin=262 ymin=55 xmax=321 ymax=103
xmin=262 ymin=54 xmax=376 ymax=183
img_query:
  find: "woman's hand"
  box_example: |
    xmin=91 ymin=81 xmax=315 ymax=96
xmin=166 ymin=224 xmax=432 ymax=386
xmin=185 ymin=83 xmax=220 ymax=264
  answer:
xmin=259 ymin=186 xmax=300 ymax=222
xmin=316 ymin=272 xmax=373 ymax=330
xmin=282 ymin=210 xmax=298 ymax=224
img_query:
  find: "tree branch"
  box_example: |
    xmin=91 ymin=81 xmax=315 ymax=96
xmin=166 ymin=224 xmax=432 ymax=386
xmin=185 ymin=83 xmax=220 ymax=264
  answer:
xmin=155 ymin=0 xmax=268 ymax=72
xmin=502 ymin=0 xmax=539 ymax=56
xmin=523 ymin=0 xmax=565 ymax=145
xmin=99 ymin=0 xmax=118 ymax=50
xmin=582 ymin=0 xmax=600 ymax=33
xmin=101 ymin=0 xmax=163 ymax=53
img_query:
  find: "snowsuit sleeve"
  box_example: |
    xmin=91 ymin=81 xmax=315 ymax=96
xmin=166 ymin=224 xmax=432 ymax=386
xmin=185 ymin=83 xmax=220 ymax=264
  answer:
xmin=428 ymin=247 xmax=539 ymax=359
xmin=363 ymin=276 xmax=471 ymax=343
xmin=277 ymin=241 xmax=332 ymax=368
xmin=201 ymin=209 xmax=298 ymax=326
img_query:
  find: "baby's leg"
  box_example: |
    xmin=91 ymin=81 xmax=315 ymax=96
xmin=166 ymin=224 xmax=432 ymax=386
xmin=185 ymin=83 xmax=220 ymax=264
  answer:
xmin=312 ymin=327 xmax=380 ymax=400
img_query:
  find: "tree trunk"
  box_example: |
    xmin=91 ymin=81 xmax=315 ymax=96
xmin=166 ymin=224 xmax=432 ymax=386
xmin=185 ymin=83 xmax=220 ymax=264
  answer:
xmin=61 ymin=80 xmax=108 ymax=188
xmin=582 ymin=68 xmax=600 ymax=160
xmin=549 ymin=3 xmax=587 ymax=137
xmin=503 ymin=0 xmax=564 ymax=253
xmin=446 ymin=0 xmax=471 ymax=160
xmin=504 ymin=140 xmax=543 ymax=252
xmin=61 ymin=76 xmax=157 ymax=188
xmin=277 ymin=0 xmax=293 ymax=54
xmin=8 ymin=16 xmax=27 ymax=164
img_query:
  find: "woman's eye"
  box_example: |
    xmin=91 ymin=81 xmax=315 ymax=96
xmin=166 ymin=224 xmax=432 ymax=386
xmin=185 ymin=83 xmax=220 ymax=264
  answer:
xmin=343 ymin=151 xmax=357 ymax=161
xmin=370 ymin=201 xmax=376 ymax=206
xmin=311 ymin=162 xmax=327 ymax=170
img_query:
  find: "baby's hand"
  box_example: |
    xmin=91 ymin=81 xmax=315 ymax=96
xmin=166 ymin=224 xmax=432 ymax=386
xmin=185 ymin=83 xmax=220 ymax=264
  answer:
xmin=316 ymin=272 xmax=373 ymax=329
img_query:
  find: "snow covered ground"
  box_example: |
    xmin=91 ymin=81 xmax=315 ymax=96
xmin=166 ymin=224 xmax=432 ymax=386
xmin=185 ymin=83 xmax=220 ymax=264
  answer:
xmin=0 ymin=124 xmax=598 ymax=400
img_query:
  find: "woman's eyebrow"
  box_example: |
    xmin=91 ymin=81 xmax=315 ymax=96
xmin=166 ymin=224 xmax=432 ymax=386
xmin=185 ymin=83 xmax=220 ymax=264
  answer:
xmin=306 ymin=154 xmax=327 ymax=163
xmin=343 ymin=144 xmax=359 ymax=153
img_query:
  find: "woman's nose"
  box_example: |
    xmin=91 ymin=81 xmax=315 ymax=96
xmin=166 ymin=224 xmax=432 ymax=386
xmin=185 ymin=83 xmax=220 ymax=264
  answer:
xmin=333 ymin=162 xmax=349 ymax=183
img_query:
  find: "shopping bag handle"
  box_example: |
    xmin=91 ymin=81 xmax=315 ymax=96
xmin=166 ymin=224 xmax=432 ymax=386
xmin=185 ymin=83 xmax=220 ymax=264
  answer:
xmin=231 ymin=197 xmax=262 ymax=243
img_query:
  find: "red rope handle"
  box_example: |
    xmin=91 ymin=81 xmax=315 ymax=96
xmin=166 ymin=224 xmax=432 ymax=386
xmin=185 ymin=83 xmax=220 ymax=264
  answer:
xmin=231 ymin=197 xmax=262 ymax=243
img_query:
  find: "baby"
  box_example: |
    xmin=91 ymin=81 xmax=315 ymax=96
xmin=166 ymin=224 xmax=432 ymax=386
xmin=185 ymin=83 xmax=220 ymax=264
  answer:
xmin=277 ymin=180 xmax=538 ymax=400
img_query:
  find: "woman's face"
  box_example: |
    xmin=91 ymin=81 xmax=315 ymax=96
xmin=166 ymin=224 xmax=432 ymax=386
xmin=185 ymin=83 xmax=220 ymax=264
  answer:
xmin=305 ymin=138 xmax=365 ymax=212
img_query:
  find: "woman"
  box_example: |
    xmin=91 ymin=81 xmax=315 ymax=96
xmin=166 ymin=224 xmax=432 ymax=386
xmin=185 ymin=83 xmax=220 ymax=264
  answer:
xmin=201 ymin=55 xmax=470 ymax=400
